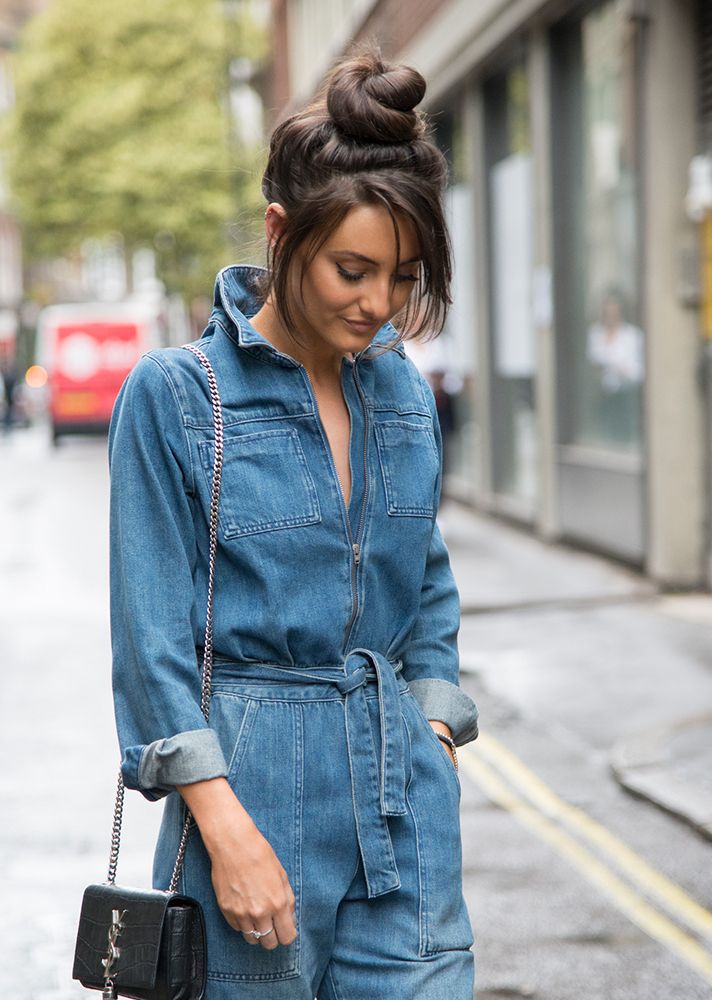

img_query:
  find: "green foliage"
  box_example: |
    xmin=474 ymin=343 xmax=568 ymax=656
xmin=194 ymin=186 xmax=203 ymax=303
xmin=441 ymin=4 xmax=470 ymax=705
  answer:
xmin=2 ymin=0 xmax=267 ymax=296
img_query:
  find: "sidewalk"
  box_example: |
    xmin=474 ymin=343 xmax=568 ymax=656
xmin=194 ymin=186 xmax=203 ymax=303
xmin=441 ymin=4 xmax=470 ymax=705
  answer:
xmin=438 ymin=498 xmax=712 ymax=842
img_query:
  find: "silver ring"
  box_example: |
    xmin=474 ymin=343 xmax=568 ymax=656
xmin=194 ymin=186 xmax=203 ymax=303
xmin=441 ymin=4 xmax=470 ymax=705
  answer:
xmin=249 ymin=926 xmax=275 ymax=940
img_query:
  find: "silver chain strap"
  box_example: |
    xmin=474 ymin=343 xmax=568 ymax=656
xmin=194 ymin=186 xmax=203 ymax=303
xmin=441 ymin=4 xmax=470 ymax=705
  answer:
xmin=106 ymin=344 xmax=225 ymax=893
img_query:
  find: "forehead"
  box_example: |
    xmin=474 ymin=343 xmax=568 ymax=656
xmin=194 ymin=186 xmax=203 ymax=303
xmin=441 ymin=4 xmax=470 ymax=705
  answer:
xmin=322 ymin=203 xmax=420 ymax=263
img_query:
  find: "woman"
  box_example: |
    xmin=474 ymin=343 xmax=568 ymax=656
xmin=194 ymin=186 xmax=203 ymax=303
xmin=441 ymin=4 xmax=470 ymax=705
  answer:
xmin=109 ymin=45 xmax=479 ymax=999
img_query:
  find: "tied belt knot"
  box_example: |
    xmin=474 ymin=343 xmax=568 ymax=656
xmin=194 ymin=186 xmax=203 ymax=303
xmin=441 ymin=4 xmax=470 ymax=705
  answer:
xmin=210 ymin=647 xmax=408 ymax=898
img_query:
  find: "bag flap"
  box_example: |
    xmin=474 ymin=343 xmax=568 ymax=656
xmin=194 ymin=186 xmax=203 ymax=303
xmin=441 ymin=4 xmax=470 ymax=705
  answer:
xmin=73 ymin=883 xmax=175 ymax=990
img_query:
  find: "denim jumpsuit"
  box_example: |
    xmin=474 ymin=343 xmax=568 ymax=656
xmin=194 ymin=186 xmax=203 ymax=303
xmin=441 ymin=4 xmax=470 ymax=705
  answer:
xmin=108 ymin=264 xmax=479 ymax=999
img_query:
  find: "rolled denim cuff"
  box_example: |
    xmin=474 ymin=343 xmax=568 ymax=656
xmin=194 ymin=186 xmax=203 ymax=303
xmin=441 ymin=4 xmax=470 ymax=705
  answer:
xmin=407 ymin=678 xmax=479 ymax=746
xmin=122 ymin=728 xmax=228 ymax=802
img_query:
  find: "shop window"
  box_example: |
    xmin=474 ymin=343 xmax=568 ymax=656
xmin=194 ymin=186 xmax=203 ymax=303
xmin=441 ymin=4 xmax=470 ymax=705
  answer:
xmin=552 ymin=1 xmax=644 ymax=455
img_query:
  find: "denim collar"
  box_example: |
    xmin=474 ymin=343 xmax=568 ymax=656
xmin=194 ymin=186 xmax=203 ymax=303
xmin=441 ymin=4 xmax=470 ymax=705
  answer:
xmin=210 ymin=264 xmax=406 ymax=363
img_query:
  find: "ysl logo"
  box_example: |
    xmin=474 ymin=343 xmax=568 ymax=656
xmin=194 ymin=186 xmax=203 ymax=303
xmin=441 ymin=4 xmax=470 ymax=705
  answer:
xmin=101 ymin=907 xmax=127 ymax=995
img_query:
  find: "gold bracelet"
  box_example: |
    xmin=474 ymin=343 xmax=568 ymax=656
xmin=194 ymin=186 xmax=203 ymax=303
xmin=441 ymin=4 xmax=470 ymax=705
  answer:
xmin=436 ymin=732 xmax=458 ymax=771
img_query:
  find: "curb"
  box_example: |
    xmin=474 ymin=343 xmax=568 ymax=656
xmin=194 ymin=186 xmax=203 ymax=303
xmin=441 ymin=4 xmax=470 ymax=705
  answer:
xmin=610 ymin=714 xmax=712 ymax=841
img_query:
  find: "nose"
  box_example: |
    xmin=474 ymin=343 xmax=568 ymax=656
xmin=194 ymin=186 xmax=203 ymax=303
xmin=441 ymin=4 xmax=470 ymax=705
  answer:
xmin=358 ymin=276 xmax=394 ymax=324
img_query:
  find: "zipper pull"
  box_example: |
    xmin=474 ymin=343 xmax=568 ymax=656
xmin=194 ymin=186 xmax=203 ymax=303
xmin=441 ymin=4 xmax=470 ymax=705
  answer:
xmin=352 ymin=542 xmax=361 ymax=565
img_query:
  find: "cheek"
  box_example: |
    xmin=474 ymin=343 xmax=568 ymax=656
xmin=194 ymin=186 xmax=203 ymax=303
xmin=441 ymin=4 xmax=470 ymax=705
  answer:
xmin=393 ymin=285 xmax=415 ymax=314
xmin=304 ymin=271 xmax=353 ymax=318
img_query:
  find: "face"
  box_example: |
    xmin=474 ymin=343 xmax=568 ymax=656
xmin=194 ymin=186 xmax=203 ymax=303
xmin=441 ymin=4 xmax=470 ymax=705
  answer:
xmin=602 ymin=296 xmax=622 ymax=327
xmin=282 ymin=202 xmax=421 ymax=362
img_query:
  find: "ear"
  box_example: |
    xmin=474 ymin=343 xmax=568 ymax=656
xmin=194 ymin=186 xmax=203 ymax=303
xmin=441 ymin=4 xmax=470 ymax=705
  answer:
xmin=265 ymin=202 xmax=287 ymax=248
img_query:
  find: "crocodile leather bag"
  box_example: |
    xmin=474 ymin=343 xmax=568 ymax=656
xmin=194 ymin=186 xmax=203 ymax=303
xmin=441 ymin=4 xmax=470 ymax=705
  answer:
xmin=72 ymin=884 xmax=206 ymax=1000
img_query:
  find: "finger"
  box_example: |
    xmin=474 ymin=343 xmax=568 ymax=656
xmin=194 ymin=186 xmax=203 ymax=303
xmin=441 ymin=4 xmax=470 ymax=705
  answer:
xmin=232 ymin=914 xmax=261 ymax=945
xmin=281 ymin=877 xmax=297 ymax=920
xmin=281 ymin=871 xmax=296 ymax=904
xmin=272 ymin=907 xmax=298 ymax=947
xmin=257 ymin=925 xmax=279 ymax=950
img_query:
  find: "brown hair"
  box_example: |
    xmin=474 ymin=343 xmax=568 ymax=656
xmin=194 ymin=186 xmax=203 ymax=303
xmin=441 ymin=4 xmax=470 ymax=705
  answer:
xmin=257 ymin=43 xmax=453 ymax=354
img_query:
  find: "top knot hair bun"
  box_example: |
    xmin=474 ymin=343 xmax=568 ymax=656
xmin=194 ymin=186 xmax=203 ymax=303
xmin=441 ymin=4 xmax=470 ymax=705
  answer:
xmin=325 ymin=47 xmax=427 ymax=144
xmin=258 ymin=43 xmax=453 ymax=349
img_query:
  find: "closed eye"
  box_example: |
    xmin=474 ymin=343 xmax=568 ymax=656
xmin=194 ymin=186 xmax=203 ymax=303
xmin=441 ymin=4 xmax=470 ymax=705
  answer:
xmin=336 ymin=263 xmax=419 ymax=285
xmin=336 ymin=263 xmax=365 ymax=282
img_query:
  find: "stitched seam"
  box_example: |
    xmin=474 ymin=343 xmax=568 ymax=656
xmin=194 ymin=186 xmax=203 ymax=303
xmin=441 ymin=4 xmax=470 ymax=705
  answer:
xmin=185 ymin=411 xmax=316 ymax=431
xmin=369 ymin=405 xmax=431 ymax=415
xmin=225 ymin=699 xmax=258 ymax=783
xmin=327 ymin=963 xmax=345 ymax=1000
xmin=402 ymin=710 xmax=429 ymax=958
xmin=293 ymin=703 xmax=304 ymax=976
xmin=415 ymin=368 xmax=434 ymax=415
xmin=147 ymin=353 xmax=196 ymax=497
xmin=211 ymin=692 xmax=373 ymax=705
xmin=207 ymin=970 xmax=300 ymax=982
xmin=210 ymin=317 xmax=231 ymax=337
xmin=219 ymin=514 xmax=321 ymax=536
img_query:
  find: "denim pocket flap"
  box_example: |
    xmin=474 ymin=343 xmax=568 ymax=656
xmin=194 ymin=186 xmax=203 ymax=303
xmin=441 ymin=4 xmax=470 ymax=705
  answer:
xmin=374 ymin=419 xmax=439 ymax=517
xmin=199 ymin=427 xmax=321 ymax=538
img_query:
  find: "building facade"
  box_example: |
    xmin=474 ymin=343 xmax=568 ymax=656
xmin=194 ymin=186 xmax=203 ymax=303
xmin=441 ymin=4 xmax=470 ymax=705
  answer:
xmin=269 ymin=0 xmax=712 ymax=590
xmin=0 ymin=0 xmax=50 ymax=363
xmin=0 ymin=5 xmax=23 ymax=355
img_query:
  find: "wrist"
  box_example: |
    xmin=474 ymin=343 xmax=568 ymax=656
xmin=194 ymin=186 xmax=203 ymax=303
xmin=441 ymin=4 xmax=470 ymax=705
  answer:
xmin=434 ymin=731 xmax=459 ymax=771
xmin=428 ymin=720 xmax=453 ymax=740
xmin=176 ymin=777 xmax=253 ymax=856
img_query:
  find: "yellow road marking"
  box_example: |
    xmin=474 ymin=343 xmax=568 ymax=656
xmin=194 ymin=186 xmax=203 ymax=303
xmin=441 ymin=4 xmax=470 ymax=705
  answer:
xmin=468 ymin=732 xmax=712 ymax=945
xmin=460 ymin=746 xmax=712 ymax=985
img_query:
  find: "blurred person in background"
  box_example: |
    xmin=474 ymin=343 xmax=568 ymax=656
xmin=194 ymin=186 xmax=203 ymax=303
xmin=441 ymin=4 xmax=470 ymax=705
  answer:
xmin=108 ymin=44 xmax=478 ymax=1000
xmin=0 ymin=349 xmax=19 ymax=433
xmin=586 ymin=285 xmax=645 ymax=446
xmin=404 ymin=329 xmax=462 ymax=476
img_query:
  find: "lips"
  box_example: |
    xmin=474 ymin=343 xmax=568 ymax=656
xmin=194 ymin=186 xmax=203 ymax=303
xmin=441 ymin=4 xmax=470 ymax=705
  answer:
xmin=342 ymin=317 xmax=375 ymax=334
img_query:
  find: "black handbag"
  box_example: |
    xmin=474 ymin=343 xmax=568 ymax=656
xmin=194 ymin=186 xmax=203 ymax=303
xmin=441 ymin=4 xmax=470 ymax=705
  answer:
xmin=72 ymin=344 xmax=225 ymax=1000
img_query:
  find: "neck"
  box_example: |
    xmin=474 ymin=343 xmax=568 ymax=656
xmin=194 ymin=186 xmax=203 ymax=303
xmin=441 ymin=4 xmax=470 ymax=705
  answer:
xmin=249 ymin=299 xmax=352 ymax=383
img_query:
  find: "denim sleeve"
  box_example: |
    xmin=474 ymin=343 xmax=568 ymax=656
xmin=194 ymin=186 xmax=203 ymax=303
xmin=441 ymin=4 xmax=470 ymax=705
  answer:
xmin=108 ymin=353 xmax=228 ymax=801
xmin=401 ymin=375 xmax=479 ymax=747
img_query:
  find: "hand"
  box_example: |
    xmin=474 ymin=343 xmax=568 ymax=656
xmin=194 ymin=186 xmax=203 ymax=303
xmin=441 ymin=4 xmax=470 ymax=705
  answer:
xmin=209 ymin=816 xmax=296 ymax=950
xmin=176 ymin=778 xmax=297 ymax=950
xmin=428 ymin=720 xmax=456 ymax=768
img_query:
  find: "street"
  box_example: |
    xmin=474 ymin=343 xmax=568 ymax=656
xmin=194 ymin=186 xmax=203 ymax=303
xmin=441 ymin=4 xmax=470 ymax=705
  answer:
xmin=0 ymin=426 xmax=161 ymax=1000
xmin=1 ymin=426 xmax=712 ymax=999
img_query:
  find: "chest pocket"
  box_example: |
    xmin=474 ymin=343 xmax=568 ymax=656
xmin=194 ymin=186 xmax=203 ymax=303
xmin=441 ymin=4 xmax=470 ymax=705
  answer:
xmin=374 ymin=419 xmax=439 ymax=518
xmin=199 ymin=427 xmax=321 ymax=539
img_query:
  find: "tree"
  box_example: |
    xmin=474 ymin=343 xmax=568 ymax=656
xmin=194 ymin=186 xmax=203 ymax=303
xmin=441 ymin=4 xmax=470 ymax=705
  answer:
xmin=1 ymin=0 xmax=267 ymax=298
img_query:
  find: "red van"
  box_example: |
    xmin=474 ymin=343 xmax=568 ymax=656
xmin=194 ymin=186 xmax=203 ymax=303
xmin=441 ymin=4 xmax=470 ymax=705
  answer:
xmin=37 ymin=303 xmax=162 ymax=443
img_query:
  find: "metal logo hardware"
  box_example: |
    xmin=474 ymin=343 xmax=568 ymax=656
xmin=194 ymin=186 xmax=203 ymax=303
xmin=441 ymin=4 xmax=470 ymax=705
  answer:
xmin=101 ymin=908 xmax=126 ymax=998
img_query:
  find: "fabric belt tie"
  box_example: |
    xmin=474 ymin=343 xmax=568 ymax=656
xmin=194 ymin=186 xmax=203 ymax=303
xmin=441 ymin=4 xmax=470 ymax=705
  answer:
xmin=210 ymin=647 xmax=407 ymax=898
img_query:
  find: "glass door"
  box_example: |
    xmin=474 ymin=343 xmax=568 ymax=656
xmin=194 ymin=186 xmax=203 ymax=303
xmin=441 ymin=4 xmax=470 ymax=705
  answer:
xmin=484 ymin=58 xmax=538 ymax=518
xmin=551 ymin=0 xmax=646 ymax=560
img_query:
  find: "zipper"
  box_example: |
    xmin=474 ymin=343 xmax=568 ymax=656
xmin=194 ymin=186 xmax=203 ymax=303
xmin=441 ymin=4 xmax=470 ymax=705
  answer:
xmin=343 ymin=359 xmax=370 ymax=647
xmin=301 ymin=357 xmax=369 ymax=645
xmin=351 ymin=361 xmax=369 ymax=559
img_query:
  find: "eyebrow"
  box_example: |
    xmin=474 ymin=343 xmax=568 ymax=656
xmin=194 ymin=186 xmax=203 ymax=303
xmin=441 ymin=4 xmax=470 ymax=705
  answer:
xmin=330 ymin=250 xmax=421 ymax=266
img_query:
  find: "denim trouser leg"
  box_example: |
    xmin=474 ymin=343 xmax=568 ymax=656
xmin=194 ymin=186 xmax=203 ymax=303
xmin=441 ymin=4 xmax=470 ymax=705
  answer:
xmin=316 ymin=691 xmax=475 ymax=999
xmin=152 ymin=657 xmax=475 ymax=999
